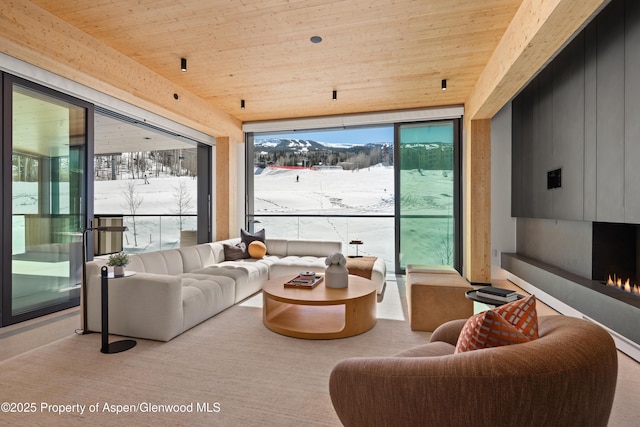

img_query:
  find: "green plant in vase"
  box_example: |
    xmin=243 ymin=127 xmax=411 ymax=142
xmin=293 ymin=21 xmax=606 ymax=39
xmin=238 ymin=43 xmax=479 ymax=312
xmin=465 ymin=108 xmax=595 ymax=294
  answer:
xmin=107 ymin=251 xmax=129 ymax=277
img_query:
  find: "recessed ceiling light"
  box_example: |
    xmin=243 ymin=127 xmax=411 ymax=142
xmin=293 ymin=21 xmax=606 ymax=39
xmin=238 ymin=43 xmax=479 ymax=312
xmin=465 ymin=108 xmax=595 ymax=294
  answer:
xmin=310 ymin=36 xmax=322 ymax=44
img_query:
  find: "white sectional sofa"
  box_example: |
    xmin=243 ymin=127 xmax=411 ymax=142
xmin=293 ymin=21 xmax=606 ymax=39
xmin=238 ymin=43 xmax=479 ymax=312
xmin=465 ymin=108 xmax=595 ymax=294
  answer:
xmin=85 ymin=238 xmax=386 ymax=341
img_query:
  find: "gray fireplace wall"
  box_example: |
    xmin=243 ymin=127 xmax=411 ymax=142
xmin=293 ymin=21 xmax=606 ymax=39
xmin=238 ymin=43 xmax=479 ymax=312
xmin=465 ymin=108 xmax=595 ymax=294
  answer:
xmin=512 ymin=0 xmax=640 ymax=226
xmin=516 ymin=218 xmax=592 ymax=279
xmin=491 ymin=0 xmax=640 ymax=359
xmin=503 ymin=0 xmax=640 ymax=279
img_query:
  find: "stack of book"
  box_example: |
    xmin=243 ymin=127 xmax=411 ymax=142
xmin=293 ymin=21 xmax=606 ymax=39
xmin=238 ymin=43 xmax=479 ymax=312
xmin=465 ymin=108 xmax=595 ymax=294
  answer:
xmin=284 ymin=275 xmax=323 ymax=289
xmin=476 ymin=286 xmax=518 ymax=302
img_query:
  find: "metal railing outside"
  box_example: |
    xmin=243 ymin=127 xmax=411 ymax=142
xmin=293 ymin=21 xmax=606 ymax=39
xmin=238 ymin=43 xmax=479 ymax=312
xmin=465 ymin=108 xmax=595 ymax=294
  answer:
xmin=101 ymin=213 xmax=454 ymax=273
xmin=249 ymin=214 xmax=455 ymax=272
xmin=249 ymin=214 xmax=395 ymax=271
xmin=96 ymin=214 xmax=197 ymax=254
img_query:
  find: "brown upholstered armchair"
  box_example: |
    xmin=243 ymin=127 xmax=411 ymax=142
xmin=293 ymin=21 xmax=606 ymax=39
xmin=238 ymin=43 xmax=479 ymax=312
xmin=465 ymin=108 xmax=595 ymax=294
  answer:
xmin=329 ymin=316 xmax=618 ymax=427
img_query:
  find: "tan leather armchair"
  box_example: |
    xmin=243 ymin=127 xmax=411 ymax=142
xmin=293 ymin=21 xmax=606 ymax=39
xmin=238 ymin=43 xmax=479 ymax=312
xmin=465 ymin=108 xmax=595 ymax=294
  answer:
xmin=329 ymin=316 xmax=618 ymax=427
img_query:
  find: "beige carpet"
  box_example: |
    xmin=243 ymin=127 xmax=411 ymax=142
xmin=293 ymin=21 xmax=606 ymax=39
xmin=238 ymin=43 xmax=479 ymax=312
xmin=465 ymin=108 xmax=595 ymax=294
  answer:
xmin=0 ymin=289 xmax=429 ymax=426
xmin=3 ymin=282 xmax=639 ymax=426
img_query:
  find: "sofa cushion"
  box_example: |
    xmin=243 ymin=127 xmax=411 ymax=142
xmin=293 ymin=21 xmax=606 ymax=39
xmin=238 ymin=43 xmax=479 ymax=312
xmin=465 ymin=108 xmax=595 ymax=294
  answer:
xmin=190 ymin=262 xmax=268 ymax=303
xmin=181 ymin=275 xmax=236 ymax=331
xmin=286 ymin=240 xmax=341 ymax=257
xmin=223 ymin=242 xmax=249 ymax=260
xmin=264 ymin=238 xmax=288 ymax=256
xmin=160 ymin=249 xmax=185 ymax=275
xmin=269 ymin=256 xmax=329 ymax=279
xmin=241 ymin=228 xmax=265 ymax=246
xmin=177 ymin=244 xmax=217 ymax=272
xmin=248 ymin=240 xmax=266 ymax=258
xmin=126 ymin=254 xmax=146 ymax=272
xmin=455 ymin=294 xmax=538 ymax=353
xmin=125 ymin=249 xmax=184 ymax=275
xmin=137 ymin=251 xmax=171 ymax=274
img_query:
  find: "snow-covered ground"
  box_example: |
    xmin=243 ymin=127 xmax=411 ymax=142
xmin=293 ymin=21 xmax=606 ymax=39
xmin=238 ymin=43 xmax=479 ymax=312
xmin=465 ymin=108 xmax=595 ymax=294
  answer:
xmin=94 ymin=176 xmax=197 ymax=252
xmin=13 ymin=165 xmax=455 ymax=269
xmin=253 ymin=165 xmax=454 ymax=269
xmin=93 ymin=176 xmax=197 ymax=215
xmin=254 ymin=164 xmax=394 ymax=215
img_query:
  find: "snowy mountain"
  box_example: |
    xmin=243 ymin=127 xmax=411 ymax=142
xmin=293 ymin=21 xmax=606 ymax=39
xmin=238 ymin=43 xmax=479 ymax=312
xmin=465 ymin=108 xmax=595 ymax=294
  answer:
xmin=253 ymin=138 xmax=394 ymax=169
xmin=254 ymin=138 xmax=389 ymax=153
xmin=254 ymin=138 xmax=335 ymax=152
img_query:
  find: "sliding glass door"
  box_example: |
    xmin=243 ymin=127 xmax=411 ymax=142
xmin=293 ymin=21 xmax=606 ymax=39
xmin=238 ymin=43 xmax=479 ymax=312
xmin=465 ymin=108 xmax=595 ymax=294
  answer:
xmin=396 ymin=120 xmax=461 ymax=272
xmin=2 ymin=76 xmax=90 ymax=325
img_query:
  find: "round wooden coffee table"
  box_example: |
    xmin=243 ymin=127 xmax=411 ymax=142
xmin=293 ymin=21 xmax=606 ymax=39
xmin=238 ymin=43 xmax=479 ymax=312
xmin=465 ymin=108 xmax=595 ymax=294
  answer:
xmin=262 ymin=274 xmax=377 ymax=339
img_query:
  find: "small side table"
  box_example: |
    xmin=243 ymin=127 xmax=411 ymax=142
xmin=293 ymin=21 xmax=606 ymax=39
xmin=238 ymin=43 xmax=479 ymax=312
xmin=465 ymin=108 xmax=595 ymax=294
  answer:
xmin=100 ymin=266 xmax=137 ymax=354
xmin=349 ymin=240 xmax=363 ymax=258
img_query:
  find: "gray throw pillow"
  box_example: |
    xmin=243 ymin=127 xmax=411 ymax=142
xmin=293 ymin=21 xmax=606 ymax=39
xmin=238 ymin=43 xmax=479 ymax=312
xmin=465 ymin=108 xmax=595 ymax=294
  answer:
xmin=223 ymin=242 xmax=249 ymax=260
xmin=241 ymin=228 xmax=265 ymax=246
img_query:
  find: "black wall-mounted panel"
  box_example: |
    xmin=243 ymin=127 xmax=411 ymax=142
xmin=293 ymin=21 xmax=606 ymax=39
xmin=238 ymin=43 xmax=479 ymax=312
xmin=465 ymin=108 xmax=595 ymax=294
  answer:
xmin=547 ymin=168 xmax=562 ymax=189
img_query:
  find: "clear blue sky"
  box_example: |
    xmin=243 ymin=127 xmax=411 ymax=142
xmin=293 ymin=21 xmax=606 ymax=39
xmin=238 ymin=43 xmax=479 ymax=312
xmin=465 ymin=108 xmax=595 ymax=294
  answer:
xmin=259 ymin=122 xmax=453 ymax=145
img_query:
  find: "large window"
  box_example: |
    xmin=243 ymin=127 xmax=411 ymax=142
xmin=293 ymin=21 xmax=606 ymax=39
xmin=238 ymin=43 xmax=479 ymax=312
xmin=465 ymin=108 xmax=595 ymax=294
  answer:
xmin=1 ymin=75 xmax=213 ymax=327
xmin=247 ymin=127 xmax=395 ymax=265
xmin=247 ymin=119 xmax=461 ymax=273
xmin=1 ymin=61 xmax=215 ymax=326
xmin=3 ymin=77 xmax=90 ymax=325
xmin=92 ymin=110 xmax=211 ymax=254
xmin=396 ymin=120 xmax=461 ymax=271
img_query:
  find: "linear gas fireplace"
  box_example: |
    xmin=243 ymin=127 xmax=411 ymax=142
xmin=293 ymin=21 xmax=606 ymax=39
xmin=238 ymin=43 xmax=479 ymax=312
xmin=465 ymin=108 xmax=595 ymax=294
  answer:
xmin=502 ymin=250 xmax=640 ymax=362
xmin=593 ymin=222 xmax=640 ymax=298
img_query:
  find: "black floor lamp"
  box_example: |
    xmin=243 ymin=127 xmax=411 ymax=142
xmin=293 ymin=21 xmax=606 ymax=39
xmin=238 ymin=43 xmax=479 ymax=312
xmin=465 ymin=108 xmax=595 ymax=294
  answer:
xmin=80 ymin=225 xmax=127 ymax=333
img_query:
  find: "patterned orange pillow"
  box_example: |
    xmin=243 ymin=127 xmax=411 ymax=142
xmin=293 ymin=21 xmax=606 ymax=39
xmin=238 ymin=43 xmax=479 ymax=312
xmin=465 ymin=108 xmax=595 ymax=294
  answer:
xmin=493 ymin=293 xmax=538 ymax=339
xmin=455 ymin=294 xmax=538 ymax=353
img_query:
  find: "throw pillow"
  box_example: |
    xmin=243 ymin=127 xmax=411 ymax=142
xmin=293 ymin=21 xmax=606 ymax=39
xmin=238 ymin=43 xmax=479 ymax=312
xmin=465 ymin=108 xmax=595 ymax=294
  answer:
xmin=223 ymin=242 xmax=249 ymax=261
xmin=493 ymin=293 xmax=538 ymax=339
xmin=455 ymin=294 xmax=538 ymax=353
xmin=241 ymin=228 xmax=265 ymax=247
xmin=248 ymin=240 xmax=267 ymax=259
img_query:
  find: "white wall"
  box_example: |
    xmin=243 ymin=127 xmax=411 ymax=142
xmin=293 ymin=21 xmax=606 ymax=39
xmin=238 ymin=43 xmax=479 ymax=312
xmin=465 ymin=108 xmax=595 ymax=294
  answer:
xmin=490 ymin=102 xmax=517 ymax=279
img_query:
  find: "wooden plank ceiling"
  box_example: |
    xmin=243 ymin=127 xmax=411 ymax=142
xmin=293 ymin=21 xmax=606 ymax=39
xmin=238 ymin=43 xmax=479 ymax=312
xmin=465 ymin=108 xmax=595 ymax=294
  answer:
xmin=29 ymin=0 xmax=524 ymax=123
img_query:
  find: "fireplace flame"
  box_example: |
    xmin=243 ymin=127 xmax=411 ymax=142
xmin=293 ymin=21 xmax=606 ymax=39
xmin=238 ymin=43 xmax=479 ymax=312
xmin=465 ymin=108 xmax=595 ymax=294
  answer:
xmin=606 ymin=274 xmax=640 ymax=295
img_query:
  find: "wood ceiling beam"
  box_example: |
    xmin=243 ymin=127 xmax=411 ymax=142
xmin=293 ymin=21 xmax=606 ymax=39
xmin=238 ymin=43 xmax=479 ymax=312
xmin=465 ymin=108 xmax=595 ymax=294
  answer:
xmin=466 ymin=0 xmax=609 ymax=120
xmin=0 ymin=0 xmax=242 ymax=141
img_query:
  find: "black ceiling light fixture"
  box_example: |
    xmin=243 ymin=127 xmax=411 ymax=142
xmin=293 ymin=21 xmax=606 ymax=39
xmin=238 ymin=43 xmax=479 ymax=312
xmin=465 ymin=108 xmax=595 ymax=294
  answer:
xmin=181 ymin=58 xmax=187 ymax=72
xmin=310 ymin=35 xmax=323 ymax=44
xmin=241 ymin=99 xmax=245 ymax=109
xmin=441 ymin=79 xmax=447 ymax=91
xmin=332 ymin=90 xmax=337 ymax=101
